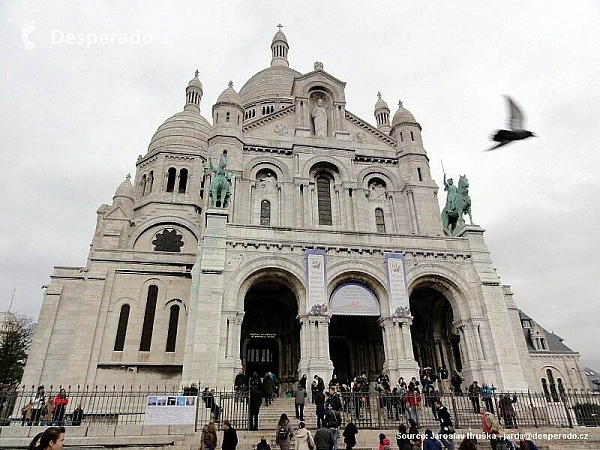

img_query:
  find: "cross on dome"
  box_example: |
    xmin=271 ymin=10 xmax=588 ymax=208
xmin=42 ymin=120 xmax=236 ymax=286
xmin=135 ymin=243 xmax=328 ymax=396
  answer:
xmin=277 ymin=23 xmax=284 ymax=31
xmin=377 ymin=91 xmax=382 ymax=99
xmin=194 ymin=69 xmax=199 ymax=77
xmin=398 ymin=100 xmax=403 ymax=107
xmin=228 ymin=80 xmax=234 ymax=88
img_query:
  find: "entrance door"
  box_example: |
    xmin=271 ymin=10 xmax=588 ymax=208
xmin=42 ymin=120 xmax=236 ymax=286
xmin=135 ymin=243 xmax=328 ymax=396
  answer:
xmin=245 ymin=339 xmax=278 ymax=379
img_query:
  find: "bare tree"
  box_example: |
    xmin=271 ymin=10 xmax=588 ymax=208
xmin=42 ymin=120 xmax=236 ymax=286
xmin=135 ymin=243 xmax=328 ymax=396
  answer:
xmin=0 ymin=313 xmax=35 ymax=388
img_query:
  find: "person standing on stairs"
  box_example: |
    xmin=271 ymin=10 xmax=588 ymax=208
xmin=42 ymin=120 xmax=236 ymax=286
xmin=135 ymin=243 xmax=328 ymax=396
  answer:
xmin=264 ymin=372 xmax=274 ymax=406
xmin=342 ymin=417 xmax=358 ymax=450
xmin=315 ymin=389 xmax=326 ymax=428
xmin=295 ymin=421 xmax=315 ymax=450
xmin=249 ymin=384 xmax=262 ymax=431
xmin=295 ymin=384 xmax=308 ymax=420
xmin=314 ymin=419 xmax=334 ymax=450
xmin=276 ymin=413 xmax=293 ymax=450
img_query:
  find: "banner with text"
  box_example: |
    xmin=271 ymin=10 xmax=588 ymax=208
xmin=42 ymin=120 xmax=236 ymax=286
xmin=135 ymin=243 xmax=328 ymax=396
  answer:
xmin=385 ymin=253 xmax=410 ymax=316
xmin=305 ymin=249 xmax=327 ymax=314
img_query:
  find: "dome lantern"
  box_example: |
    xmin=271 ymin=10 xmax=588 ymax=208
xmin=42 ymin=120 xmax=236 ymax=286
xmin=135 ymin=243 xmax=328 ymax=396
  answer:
xmin=374 ymin=91 xmax=391 ymax=134
xmin=271 ymin=23 xmax=289 ymax=68
xmin=184 ymin=69 xmax=204 ymax=113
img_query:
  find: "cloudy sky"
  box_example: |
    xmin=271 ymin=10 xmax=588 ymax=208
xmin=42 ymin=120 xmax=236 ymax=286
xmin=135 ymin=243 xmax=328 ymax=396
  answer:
xmin=1 ymin=1 xmax=599 ymax=370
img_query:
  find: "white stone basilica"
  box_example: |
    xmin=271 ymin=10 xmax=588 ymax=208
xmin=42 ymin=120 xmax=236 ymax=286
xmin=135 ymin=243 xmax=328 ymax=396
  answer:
xmin=22 ymin=28 xmax=588 ymax=394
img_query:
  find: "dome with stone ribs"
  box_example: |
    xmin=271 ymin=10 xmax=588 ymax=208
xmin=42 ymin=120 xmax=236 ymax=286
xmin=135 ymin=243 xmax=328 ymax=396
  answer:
xmin=148 ymin=110 xmax=211 ymax=153
xmin=391 ymin=101 xmax=417 ymax=127
xmin=239 ymin=65 xmax=301 ymax=107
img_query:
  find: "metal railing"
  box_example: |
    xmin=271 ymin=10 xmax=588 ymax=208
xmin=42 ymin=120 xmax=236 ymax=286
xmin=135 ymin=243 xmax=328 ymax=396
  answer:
xmin=1 ymin=386 xmax=598 ymax=430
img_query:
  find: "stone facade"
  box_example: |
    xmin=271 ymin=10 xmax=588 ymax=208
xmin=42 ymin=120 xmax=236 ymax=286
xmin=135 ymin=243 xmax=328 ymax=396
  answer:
xmin=21 ymin=28 xmax=586 ymax=393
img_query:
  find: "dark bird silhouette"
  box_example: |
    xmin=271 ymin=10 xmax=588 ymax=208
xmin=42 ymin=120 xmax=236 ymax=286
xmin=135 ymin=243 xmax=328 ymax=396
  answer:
xmin=486 ymin=96 xmax=535 ymax=151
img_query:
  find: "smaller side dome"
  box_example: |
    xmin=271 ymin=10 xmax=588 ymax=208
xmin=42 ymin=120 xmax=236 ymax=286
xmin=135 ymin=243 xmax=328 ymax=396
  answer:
xmin=114 ymin=174 xmax=135 ymax=200
xmin=187 ymin=70 xmax=203 ymax=90
xmin=374 ymin=91 xmax=390 ymax=113
xmin=391 ymin=100 xmax=418 ymax=127
xmin=215 ymin=81 xmax=243 ymax=107
xmin=374 ymin=92 xmax=391 ymax=133
xmin=185 ymin=69 xmax=204 ymax=113
xmin=272 ymin=29 xmax=288 ymax=45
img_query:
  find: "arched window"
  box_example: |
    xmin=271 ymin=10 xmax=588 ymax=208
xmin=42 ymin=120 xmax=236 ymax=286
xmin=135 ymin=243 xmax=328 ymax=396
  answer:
xmin=140 ymin=285 xmax=158 ymax=351
xmin=141 ymin=174 xmax=147 ymax=196
xmin=114 ymin=304 xmax=130 ymax=351
xmin=226 ymin=112 xmax=230 ymax=122
xmin=417 ymin=167 xmax=423 ymax=182
xmin=546 ymin=368 xmax=559 ymax=402
xmin=166 ymin=168 xmax=177 ymax=192
xmin=166 ymin=304 xmax=180 ymax=352
xmin=178 ymin=168 xmax=188 ymax=193
xmin=410 ymin=131 xmax=415 ymax=141
xmin=557 ymin=378 xmax=565 ymax=397
xmin=260 ymin=200 xmax=271 ymax=226
xmin=316 ymin=175 xmax=332 ymax=225
xmin=541 ymin=378 xmax=550 ymax=402
xmin=400 ymin=132 xmax=403 ymax=142
xmin=375 ymin=208 xmax=386 ymax=233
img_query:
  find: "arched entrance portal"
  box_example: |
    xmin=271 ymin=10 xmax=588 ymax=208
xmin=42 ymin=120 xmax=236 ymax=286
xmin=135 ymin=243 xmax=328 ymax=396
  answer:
xmin=410 ymin=287 xmax=461 ymax=374
xmin=241 ymin=279 xmax=300 ymax=388
xmin=328 ymin=283 xmax=385 ymax=384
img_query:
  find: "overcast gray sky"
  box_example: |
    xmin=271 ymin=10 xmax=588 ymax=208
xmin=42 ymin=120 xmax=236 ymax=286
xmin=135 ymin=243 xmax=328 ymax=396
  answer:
xmin=1 ymin=1 xmax=599 ymax=370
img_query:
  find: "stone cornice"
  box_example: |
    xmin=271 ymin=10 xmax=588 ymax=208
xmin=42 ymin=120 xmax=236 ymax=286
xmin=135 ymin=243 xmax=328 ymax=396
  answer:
xmin=354 ymin=155 xmax=398 ymax=165
xmin=242 ymin=104 xmax=296 ymax=132
xmin=345 ymin=110 xmax=397 ymax=147
xmin=243 ymin=145 xmax=293 ymax=155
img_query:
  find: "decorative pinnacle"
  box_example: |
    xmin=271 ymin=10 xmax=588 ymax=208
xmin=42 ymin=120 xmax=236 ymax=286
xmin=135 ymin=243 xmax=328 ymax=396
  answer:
xmin=277 ymin=23 xmax=284 ymax=31
xmin=377 ymin=91 xmax=382 ymax=99
xmin=398 ymin=100 xmax=403 ymax=107
xmin=194 ymin=69 xmax=199 ymax=77
xmin=228 ymin=80 xmax=234 ymax=88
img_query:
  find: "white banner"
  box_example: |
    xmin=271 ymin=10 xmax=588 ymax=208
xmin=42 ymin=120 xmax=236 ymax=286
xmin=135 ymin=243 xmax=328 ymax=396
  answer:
xmin=386 ymin=253 xmax=410 ymax=316
xmin=306 ymin=250 xmax=327 ymax=314
xmin=144 ymin=396 xmax=196 ymax=425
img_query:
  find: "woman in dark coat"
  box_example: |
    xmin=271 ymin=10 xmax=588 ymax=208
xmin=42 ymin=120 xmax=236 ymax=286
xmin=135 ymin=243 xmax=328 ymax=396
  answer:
xmin=249 ymin=385 xmax=262 ymax=431
xmin=264 ymin=373 xmax=274 ymax=406
xmin=276 ymin=413 xmax=293 ymax=450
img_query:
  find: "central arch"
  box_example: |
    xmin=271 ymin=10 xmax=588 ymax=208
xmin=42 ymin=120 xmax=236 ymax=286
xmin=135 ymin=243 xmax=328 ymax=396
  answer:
xmin=240 ymin=271 xmax=301 ymax=391
xmin=328 ymin=275 xmax=386 ymax=384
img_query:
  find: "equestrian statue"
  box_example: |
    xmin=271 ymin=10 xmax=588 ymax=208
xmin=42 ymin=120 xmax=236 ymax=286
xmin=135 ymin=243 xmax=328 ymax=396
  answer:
xmin=209 ymin=150 xmax=232 ymax=208
xmin=441 ymin=172 xmax=473 ymax=236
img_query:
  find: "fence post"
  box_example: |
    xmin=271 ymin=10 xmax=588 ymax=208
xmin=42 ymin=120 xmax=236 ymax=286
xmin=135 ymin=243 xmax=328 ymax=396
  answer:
xmin=527 ymin=390 xmax=538 ymax=428
xmin=561 ymin=391 xmax=573 ymax=428
xmin=450 ymin=393 xmax=459 ymax=429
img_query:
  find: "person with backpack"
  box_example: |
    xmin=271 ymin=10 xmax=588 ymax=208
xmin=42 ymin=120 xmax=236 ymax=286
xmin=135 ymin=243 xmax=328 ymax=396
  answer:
xmin=342 ymin=417 xmax=358 ymax=450
xmin=328 ymin=387 xmax=342 ymax=412
xmin=256 ymin=437 xmax=271 ymax=450
xmin=275 ymin=413 xmax=293 ymax=450
xmin=295 ymin=421 xmax=315 ymax=450
xmin=481 ymin=383 xmax=495 ymax=413
xmin=249 ymin=385 xmax=262 ymax=431
xmin=481 ymin=406 xmax=500 ymax=450
xmin=326 ymin=408 xmax=342 ymax=450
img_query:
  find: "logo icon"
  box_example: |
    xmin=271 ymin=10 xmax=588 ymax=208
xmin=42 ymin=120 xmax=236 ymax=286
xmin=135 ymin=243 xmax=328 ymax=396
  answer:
xmin=21 ymin=21 xmax=36 ymax=50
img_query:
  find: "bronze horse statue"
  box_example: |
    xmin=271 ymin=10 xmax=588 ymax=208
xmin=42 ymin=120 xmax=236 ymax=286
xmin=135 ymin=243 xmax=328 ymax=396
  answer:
xmin=442 ymin=174 xmax=473 ymax=236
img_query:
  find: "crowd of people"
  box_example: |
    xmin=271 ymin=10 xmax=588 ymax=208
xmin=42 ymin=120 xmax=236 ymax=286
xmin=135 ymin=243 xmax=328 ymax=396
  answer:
xmin=20 ymin=386 xmax=83 ymax=427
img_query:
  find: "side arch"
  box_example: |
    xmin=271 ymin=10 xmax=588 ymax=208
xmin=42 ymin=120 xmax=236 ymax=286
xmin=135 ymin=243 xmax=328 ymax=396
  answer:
xmin=406 ymin=263 xmax=480 ymax=322
xmin=130 ymin=218 xmax=199 ymax=251
xmin=223 ymin=255 xmax=307 ymax=313
xmin=356 ymin=166 xmax=405 ymax=192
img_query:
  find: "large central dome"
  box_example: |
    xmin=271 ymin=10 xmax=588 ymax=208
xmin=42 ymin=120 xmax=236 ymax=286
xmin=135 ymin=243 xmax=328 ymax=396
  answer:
xmin=239 ymin=65 xmax=301 ymax=107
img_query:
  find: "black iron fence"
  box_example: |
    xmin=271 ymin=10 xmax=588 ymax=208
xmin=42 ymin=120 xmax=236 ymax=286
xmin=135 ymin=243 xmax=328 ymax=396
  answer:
xmin=1 ymin=386 xmax=598 ymax=430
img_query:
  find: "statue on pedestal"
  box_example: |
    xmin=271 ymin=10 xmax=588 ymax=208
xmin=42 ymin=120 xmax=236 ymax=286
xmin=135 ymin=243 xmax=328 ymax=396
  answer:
xmin=441 ymin=174 xmax=473 ymax=236
xmin=209 ymin=150 xmax=232 ymax=208
xmin=312 ymin=98 xmax=327 ymax=137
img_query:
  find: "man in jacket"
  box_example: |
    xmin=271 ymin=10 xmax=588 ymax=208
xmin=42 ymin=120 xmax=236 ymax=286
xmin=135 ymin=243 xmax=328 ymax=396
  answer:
xmin=263 ymin=372 xmax=274 ymax=406
xmin=295 ymin=385 xmax=308 ymax=420
xmin=326 ymin=409 xmax=342 ymax=450
xmin=434 ymin=400 xmax=454 ymax=450
xmin=314 ymin=420 xmax=334 ymax=450
xmin=222 ymin=420 xmax=238 ymax=450
xmin=342 ymin=418 xmax=358 ymax=450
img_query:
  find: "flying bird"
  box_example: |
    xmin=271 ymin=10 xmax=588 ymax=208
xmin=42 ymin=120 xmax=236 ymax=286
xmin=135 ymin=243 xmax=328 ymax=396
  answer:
xmin=486 ymin=96 xmax=535 ymax=151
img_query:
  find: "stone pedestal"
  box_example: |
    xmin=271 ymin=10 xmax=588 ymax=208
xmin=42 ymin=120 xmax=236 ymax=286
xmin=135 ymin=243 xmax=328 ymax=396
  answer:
xmin=380 ymin=316 xmax=420 ymax=383
xmin=181 ymin=209 xmax=228 ymax=389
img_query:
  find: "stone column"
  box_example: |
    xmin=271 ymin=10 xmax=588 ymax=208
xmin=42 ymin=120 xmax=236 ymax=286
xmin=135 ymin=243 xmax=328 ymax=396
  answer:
xmin=298 ymin=315 xmax=334 ymax=393
xmin=380 ymin=316 xmax=419 ymax=383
